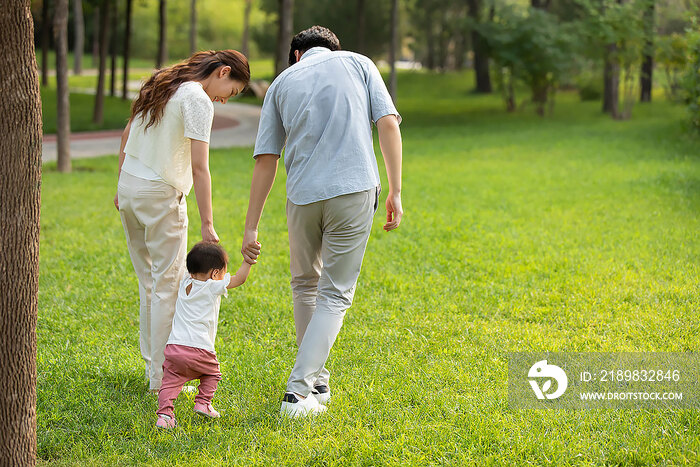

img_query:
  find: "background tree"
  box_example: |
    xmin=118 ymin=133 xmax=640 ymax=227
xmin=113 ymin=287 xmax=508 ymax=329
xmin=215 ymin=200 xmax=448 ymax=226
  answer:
xmin=190 ymin=0 xmax=197 ymax=55
xmin=122 ymin=0 xmax=132 ymax=100
xmin=683 ymin=14 xmax=700 ymax=132
xmin=0 ymin=1 xmax=42 ymax=465
xmin=41 ymin=0 xmax=50 ymax=86
xmin=92 ymin=5 xmax=100 ymax=66
xmin=93 ymin=0 xmax=110 ymax=124
xmin=640 ymin=0 xmax=654 ymax=102
xmin=73 ymin=0 xmax=85 ymax=75
xmin=467 ymin=0 xmax=493 ymax=92
xmin=389 ymin=0 xmax=399 ymax=101
xmin=109 ymin=0 xmax=118 ymax=97
xmin=656 ymin=32 xmax=687 ymax=101
xmin=274 ymin=0 xmax=293 ymax=77
xmin=157 ymin=0 xmax=167 ymax=68
xmin=241 ymin=0 xmax=252 ymax=57
xmin=357 ymin=0 xmax=366 ymax=54
xmin=54 ymin=0 xmax=71 ymax=172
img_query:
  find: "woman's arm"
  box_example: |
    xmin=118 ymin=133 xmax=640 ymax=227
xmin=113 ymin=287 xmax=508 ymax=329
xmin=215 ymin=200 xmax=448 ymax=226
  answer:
xmin=227 ymin=260 xmax=254 ymax=289
xmin=191 ymin=139 xmax=219 ymax=243
xmin=241 ymin=154 xmax=279 ymax=264
xmin=114 ymin=119 xmax=132 ymax=210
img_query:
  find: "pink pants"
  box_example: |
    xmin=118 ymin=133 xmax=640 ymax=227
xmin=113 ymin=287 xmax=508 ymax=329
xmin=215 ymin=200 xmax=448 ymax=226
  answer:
xmin=157 ymin=344 xmax=222 ymax=418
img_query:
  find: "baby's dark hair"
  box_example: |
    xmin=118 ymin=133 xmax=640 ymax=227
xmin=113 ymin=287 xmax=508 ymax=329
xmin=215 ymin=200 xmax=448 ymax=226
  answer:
xmin=186 ymin=242 xmax=229 ymax=274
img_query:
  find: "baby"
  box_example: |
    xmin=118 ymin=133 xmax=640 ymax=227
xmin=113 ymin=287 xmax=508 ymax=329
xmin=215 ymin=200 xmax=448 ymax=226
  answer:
xmin=156 ymin=241 xmax=258 ymax=429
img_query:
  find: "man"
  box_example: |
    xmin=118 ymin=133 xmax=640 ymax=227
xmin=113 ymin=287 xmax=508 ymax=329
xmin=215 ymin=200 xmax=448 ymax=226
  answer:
xmin=241 ymin=26 xmax=403 ymax=417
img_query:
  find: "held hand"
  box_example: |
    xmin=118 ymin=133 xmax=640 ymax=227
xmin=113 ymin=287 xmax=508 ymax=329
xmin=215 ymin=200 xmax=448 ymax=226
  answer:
xmin=241 ymin=229 xmax=261 ymax=264
xmin=201 ymin=224 xmax=220 ymax=243
xmin=113 ymin=193 xmax=119 ymax=211
xmin=383 ymin=191 xmax=403 ymax=231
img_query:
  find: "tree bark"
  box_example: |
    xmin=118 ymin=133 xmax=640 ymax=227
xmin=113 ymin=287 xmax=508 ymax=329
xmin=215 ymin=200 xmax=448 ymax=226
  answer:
xmin=530 ymin=0 xmax=550 ymax=9
xmin=453 ymin=18 xmax=465 ymax=71
xmin=109 ymin=0 xmax=117 ymax=97
xmin=466 ymin=0 xmax=492 ymax=93
xmin=93 ymin=0 xmax=110 ymax=124
xmin=241 ymin=0 xmax=251 ymax=57
xmin=640 ymin=0 xmax=654 ymax=102
xmin=389 ymin=0 xmax=399 ymax=101
xmin=92 ymin=6 xmax=100 ymax=67
xmin=157 ymin=0 xmax=167 ymax=69
xmin=0 ymin=3 xmax=42 ymax=465
xmin=437 ymin=12 xmax=448 ymax=70
xmin=190 ymin=0 xmax=197 ymax=55
xmin=425 ymin=11 xmax=435 ymax=70
xmin=73 ymin=0 xmax=84 ymax=75
xmin=603 ymin=42 xmax=620 ymax=116
xmin=357 ymin=0 xmax=366 ymax=54
xmin=122 ymin=0 xmax=132 ymax=100
xmin=54 ymin=0 xmax=71 ymax=172
xmin=41 ymin=0 xmax=50 ymax=86
xmin=274 ymin=0 xmax=294 ymax=77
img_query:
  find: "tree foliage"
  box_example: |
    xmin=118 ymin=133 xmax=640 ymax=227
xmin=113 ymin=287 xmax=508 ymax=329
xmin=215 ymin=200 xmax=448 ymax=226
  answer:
xmin=682 ymin=14 xmax=700 ymax=132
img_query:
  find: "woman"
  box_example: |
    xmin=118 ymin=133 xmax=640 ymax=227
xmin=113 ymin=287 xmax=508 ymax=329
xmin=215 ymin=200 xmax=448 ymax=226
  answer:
xmin=114 ymin=50 xmax=250 ymax=392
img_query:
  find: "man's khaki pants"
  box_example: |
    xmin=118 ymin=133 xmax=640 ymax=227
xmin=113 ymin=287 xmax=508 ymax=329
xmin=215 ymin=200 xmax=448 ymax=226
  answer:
xmin=117 ymin=171 xmax=188 ymax=390
xmin=286 ymin=187 xmax=377 ymax=397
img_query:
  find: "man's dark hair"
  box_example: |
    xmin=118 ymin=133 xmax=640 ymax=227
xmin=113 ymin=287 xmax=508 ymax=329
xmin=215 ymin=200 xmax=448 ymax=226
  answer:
xmin=186 ymin=241 xmax=229 ymax=274
xmin=288 ymin=26 xmax=341 ymax=66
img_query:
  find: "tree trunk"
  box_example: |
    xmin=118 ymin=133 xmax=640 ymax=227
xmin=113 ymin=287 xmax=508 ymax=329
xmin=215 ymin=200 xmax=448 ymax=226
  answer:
xmin=73 ymin=0 xmax=84 ymax=75
xmin=437 ymin=12 xmax=448 ymax=70
xmin=109 ymin=0 xmax=117 ymax=97
xmin=241 ymin=0 xmax=251 ymax=57
xmin=466 ymin=0 xmax=492 ymax=93
xmin=54 ymin=0 xmax=71 ymax=172
xmin=157 ymin=0 xmax=167 ymax=68
xmin=389 ymin=0 xmax=399 ymax=101
xmin=640 ymin=0 xmax=654 ymax=102
xmin=603 ymin=42 xmax=619 ymax=114
xmin=189 ymin=0 xmax=197 ymax=55
xmin=357 ymin=0 xmax=366 ymax=54
xmin=92 ymin=6 xmax=100 ymax=67
xmin=425 ymin=11 xmax=435 ymax=70
xmin=122 ymin=0 xmax=132 ymax=100
xmin=530 ymin=0 xmax=549 ymax=110
xmin=0 ymin=2 xmax=42 ymax=465
xmin=530 ymin=0 xmax=550 ymax=9
xmin=93 ymin=0 xmax=110 ymax=124
xmin=453 ymin=22 xmax=465 ymax=71
xmin=274 ymin=0 xmax=294 ymax=77
xmin=41 ymin=0 xmax=50 ymax=86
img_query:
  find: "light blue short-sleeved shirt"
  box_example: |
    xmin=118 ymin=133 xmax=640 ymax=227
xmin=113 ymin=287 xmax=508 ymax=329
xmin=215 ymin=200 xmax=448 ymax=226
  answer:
xmin=253 ymin=47 xmax=401 ymax=205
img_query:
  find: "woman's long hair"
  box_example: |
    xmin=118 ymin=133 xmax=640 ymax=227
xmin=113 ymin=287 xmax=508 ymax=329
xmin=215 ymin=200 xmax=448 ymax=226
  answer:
xmin=131 ymin=50 xmax=250 ymax=131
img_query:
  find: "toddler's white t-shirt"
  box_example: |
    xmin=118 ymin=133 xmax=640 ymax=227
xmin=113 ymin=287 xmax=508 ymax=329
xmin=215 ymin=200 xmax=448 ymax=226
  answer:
xmin=167 ymin=272 xmax=231 ymax=353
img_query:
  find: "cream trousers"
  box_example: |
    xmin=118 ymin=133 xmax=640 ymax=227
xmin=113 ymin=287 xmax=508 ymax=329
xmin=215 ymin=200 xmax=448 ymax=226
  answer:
xmin=286 ymin=187 xmax=377 ymax=396
xmin=117 ymin=171 xmax=188 ymax=390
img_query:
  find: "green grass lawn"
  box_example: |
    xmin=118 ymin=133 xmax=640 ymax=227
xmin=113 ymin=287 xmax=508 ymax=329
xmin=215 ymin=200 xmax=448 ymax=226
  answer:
xmin=37 ymin=70 xmax=700 ymax=465
xmin=40 ymin=87 xmax=132 ymax=134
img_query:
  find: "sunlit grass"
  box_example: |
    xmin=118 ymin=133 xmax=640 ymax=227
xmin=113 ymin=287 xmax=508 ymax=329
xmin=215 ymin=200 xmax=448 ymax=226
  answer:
xmin=37 ymin=69 xmax=700 ymax=465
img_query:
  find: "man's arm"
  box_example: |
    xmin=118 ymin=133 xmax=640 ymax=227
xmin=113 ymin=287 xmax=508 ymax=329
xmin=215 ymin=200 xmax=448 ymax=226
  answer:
xmin=114 ymin=119 xmax=132 ymax=210
xmin=376 ymin=114 xmax=403 ymax=231
xmin=241 ymin=154 xmax=279 ymax=263
xmin=191 ymin=139 xmax=219 ymax=243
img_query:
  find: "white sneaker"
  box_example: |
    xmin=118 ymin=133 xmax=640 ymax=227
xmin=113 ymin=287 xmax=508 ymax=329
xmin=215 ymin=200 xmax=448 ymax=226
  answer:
xmin=311 ymin=385 xmax=331 ymax=405
xmin=280 ymin=393 xmax=327 ymax=418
